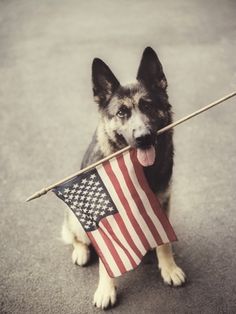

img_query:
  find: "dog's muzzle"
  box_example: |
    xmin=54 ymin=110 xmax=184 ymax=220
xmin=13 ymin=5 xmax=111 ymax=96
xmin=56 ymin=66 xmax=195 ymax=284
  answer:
xmin=135 ymin=133 xmax=156 ymax=149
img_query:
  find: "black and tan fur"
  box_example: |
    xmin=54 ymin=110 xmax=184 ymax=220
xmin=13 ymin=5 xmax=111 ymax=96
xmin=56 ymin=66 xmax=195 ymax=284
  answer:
xmin=62 ymin=47 xmax=186 ymax=309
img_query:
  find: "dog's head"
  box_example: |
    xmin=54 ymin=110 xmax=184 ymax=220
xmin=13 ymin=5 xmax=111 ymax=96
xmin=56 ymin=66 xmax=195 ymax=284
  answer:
xmin=92 ymin=47 xmax=172 ymax=167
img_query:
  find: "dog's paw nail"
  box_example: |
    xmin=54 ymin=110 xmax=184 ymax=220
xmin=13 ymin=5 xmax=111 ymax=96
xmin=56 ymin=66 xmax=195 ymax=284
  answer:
xmin=93 ymin=285 xmax=117 ymax=309
xmin=160 ymin=264 xmax=186 ymax=287
xmin=72 ymin=245 xmax=90 ymax=266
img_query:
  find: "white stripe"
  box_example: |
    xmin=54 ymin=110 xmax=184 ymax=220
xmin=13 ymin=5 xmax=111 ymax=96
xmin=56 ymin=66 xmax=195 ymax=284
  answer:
xmin=106 ymin=215 xmax=141 ymax=265
xmin=96 ymin=165 xmax=146 ymax=254
xmin=111 ymin=158 xmax=157 ymax=247
xmin=124 ymin=152 xmax=170 ymax=244
xmin=91 ymin=229 xmax=121 ymax=277
xmin=99 ymin=220 xmax=133 ymax=271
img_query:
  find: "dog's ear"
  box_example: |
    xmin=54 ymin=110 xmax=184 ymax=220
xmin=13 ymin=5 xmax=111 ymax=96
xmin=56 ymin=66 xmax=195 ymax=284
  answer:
xmin=137 ymin=47 xmax=167 ymax=90
xmin=92 ymin=58 xmax=120 ymax=106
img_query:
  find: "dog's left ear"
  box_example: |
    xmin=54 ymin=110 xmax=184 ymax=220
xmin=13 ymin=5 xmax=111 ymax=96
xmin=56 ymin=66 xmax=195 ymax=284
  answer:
xmin=137 ymin=47 xmax=167 ymax=90
xmin=92 ymin=58 xmax=120 ymax=106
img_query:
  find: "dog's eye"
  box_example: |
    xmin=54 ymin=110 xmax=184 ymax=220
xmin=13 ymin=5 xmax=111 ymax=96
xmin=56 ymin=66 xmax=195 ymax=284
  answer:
xmin=116 ymin=105 xmax=130 ymax=118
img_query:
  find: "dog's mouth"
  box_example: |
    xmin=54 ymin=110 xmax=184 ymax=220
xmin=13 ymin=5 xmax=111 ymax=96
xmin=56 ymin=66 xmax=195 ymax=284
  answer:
xmin=135 ymin=134 xmax=156 ymax=167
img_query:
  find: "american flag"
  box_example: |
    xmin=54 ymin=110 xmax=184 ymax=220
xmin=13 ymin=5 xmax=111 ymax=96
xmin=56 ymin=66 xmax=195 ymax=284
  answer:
xmin=53 ymin=149 xmax=177 ymax=277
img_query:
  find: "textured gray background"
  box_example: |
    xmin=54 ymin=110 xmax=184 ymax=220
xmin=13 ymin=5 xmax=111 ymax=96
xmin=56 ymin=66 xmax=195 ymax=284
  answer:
xmin=0 ymin=0 xmax=236 ymax=313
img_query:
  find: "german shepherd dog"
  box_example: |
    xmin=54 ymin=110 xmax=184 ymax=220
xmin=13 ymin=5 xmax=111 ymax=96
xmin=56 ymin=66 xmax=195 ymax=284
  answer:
xmin=61 ymin=47 xmax=186 ymax=309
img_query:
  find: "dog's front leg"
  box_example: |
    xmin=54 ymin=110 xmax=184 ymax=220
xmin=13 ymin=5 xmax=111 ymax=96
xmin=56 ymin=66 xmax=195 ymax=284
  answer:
xmin=156 ymin=243 xmax=185 ymax=286
xmin=156 ymin=193 xmax=186 ymax=286
xmin=93 ymin=258 xmax=117 ymax=309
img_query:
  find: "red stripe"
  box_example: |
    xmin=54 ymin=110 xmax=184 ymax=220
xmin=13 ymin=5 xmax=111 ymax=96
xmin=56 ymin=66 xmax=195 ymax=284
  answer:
xmin=87 ymin=231 xmax=114 ymax=278
xmin=100 ymin=216 xmax=137 ymax=268
xmin=130 ymin=149 xmax=177 ymax=242
xmin=99 ymin=226 xmax=127 ymax=274
xmin=113 ymin=213 xmax=143 ymax=259
xmin=118 ymin=154 xmax=163 ymax=245
xmin=103 ymin=161 xmax=150 ymax=251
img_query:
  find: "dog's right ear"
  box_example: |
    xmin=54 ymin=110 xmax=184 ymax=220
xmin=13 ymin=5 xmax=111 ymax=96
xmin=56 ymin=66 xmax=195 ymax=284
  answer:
xmin=92 ymin=58 xmax=120 ymax=107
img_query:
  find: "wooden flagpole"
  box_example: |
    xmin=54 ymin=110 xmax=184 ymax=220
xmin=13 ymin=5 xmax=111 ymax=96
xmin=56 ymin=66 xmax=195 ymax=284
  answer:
xmin=26 ymin=91 xmax=236 ymax=202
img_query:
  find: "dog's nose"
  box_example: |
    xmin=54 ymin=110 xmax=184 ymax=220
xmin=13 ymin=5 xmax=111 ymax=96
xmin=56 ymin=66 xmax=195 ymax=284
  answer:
xmin=135 ymin=134 xmax=154 ymax=149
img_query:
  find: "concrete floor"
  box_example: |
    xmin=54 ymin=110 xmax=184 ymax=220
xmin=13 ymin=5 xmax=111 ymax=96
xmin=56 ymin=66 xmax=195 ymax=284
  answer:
xmin=1 ymin=0 xmax=236 ymax=313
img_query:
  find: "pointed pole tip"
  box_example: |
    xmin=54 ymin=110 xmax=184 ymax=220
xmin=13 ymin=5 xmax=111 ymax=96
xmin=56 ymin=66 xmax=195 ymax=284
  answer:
xmin=25 ymin=188 xmax=49 ymax=202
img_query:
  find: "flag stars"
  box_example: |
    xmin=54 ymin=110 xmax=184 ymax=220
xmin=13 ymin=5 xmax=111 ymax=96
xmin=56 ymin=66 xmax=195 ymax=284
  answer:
xmin=90 ymin=174 xmax=96 ymax=179
xmin=64 ymin=188 xmax=70 ymax=193
xmin=73 ymin=183 xmax=79 ymax=189
xmin=82 ymin=179 xmax=87 ymax=184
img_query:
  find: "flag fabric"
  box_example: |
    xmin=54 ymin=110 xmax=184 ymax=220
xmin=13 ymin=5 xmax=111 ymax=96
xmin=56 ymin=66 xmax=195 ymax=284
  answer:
xmin=53 ymin=148 xmax=177 ymax=278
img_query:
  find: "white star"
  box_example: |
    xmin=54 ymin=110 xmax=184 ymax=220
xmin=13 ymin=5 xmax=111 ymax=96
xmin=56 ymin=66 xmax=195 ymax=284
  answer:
xmin=97 ymin=204 xmax=101 ymax=209
xmin=71 ymin=189 xmax=76 ymax=194
xmin=58 ymin=191 xmax=62 ymax=195
xmin=79 ymin=201 xmax=84 ymax=207
xmin=89 ymin=191 xmax=94 ymax=196
xmin=69 ymin=195 xmax=73 ymax=200
xmin=82 ymin=190 xmax=88 ymax=195
xmin=90 ymin=203 xmax=96 ymax=208
xmin=95 ymin=210 xmax=99 ymax=215
xmin=92 ymin=186 xmax=97 ymax=191
xmin=80 ymin=196 xmax=85 ymax=200
xmin=104 ymin=200 xmax=109 ymax=204
xmin=64 ymin=188 xmax=70 ymax=193
xmin=90 ymin=174 xmax=96 ymax=179
xmin=84 ymin=203 xmax=89 ymax=207
xmin=88 ymin=180 xmax=94 ymax=185
xmin=98 ymin=187 xmax=103 ymax=191
xmin=98 ymin=199 xmax=103 ymax=203
xmin=82 ymin=179 xmax=87 ymax=184
xmin=100 ymin=211 xmax=105 ymax=216
xmin=71 ymin=205 xmax=76 ymax=209
xmin=94 ymin=215 xmax=97 ymax=220
xmin=86 ymin=196 xmax=92 ymax=201
xmin=102 ymin=205 xmax=107 ymax=210
xmin=101 ymin=193 xmax=106 ymax=198
xmin=95 ymin=182 xmax=100 ymax=186
xmin=74 ymin=195 xmax=79 ymax=200
xmin=108 ymin=207 xmax=114 ymax=212
xmin=73 ymin=201 xmax=78 ymax=205
xmin=95 ymin=192 xmax=100 ymax=197
xmin=73 ymin=183 xmax=79 ymax=188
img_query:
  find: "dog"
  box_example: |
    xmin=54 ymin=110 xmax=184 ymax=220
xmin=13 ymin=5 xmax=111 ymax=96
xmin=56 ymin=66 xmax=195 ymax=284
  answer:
xmin=61 ymin=47 xmax=186 ymax=309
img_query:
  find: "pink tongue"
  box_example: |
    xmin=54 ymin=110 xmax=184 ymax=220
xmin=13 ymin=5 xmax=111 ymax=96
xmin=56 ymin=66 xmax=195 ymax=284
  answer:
xmin=137 ymin=145 xmax=156 ymax=167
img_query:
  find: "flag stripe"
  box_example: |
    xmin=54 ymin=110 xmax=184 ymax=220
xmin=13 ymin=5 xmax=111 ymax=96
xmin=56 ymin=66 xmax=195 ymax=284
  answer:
xmin=99 ymin=226 xmax=127 ymax=274
xmin=130 ymin=150 xmax=177 ymax=242
xmin=96 ymin=165 xmax=147 ymax=254
xmin=123 ymin=151 xmax=169 ymax=244
xmin=117 ymin=154 xmax=164 ymax=246
xmin=111 ymin=158 xmax=157 ymax=247
xmin=100 ymin=218 xmax=135 ymax=270
xmin=88 ymin=231 xmax=116 ymax=277
xmin=102 ymin=161 xmax=151 ymax=251
xmin=101 ymin=215 xmax=139 ymax=267
xmin=107 ymin=214 xmax=142 ymax=262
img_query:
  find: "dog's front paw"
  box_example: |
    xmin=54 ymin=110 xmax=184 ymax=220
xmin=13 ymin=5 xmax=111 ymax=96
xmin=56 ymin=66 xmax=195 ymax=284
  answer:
xmin=93 ymin=284 xmax=117 ymax=309
xmin=72 ymin=243 xmax=90 ymax=266
xmin=159 ymin=263 xmax=186 ymax=286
